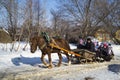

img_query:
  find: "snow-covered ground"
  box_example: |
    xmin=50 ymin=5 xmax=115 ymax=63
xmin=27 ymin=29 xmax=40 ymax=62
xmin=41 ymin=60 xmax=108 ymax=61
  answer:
xmin=0 ymin=42 xmax=120 ymax=80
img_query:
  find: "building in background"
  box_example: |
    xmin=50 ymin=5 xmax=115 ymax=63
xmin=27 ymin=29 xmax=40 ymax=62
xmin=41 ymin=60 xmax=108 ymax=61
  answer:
xmin=115 ymin=30 xmax=120 ymax=40
xmin=95 ymin=29 xmax=111 ymax=42
xmin=0 ymin=27 xmax=12 ymax=43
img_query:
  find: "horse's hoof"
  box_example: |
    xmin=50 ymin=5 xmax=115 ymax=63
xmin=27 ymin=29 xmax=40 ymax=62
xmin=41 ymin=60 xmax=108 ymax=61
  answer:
xmin=56 ymin=64 xmax=61 ymax=67
xmin=48 ymin=65 xmax=53 ymax=69
xmin=44 ymin=64 xmax=49 ymax=67
xmin=68 ymin=61 xmax=71 ymax=66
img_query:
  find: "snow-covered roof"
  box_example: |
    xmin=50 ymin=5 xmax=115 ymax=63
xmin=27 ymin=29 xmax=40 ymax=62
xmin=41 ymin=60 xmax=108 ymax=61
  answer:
xmin=0 ymin=28 xmax=12 ymax=43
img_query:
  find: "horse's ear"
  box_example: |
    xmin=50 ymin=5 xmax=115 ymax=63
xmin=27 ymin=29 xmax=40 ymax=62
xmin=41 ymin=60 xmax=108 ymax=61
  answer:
xmin=29 ymin=35 xmax=36 ymax=42
xmin=29 ymin=34 xmax=40 ymax=42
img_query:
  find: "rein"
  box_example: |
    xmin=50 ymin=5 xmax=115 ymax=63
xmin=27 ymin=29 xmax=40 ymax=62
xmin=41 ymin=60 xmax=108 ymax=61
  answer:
xmin=38 ymin=37 xmax=58 ymax=50
xmin=40 ymin=42 xmax=47 ymax=50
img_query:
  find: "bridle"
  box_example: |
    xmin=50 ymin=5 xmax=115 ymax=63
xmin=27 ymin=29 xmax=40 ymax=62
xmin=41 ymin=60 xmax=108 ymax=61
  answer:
xmin=38 ymin=36 xmax=47 ymax=50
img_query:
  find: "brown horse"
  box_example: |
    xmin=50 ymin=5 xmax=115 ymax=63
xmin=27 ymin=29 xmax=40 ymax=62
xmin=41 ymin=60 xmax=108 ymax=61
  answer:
xmin=30 ymin=36 xmax=71 ymax=68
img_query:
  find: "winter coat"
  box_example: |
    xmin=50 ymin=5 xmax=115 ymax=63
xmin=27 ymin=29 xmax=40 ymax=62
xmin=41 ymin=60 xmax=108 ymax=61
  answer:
xmin=79 ymin=39 xmax=84 ymax=45
xmin=77 ymin=44 xmax=85 ymax=49
xmin=77 ymin=39 xmax=85 ymax=49
xmin=85 ymin=42 xmax=95 ymax=52
xmin=101 ymin=47 xmax=109 ymax=56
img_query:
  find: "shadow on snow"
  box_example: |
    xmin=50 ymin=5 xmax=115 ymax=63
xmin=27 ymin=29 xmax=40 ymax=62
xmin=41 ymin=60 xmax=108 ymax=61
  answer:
xmin=11 ymin=55 xmax=68 ymax=67
xmin=11 ymin=55 xmax=42 ymax=66
xmin=108 ymin=64 xmax=120 ymax=74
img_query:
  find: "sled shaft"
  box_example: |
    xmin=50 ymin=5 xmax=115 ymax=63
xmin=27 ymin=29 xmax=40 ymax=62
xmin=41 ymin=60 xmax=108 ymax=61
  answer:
xmin=50 ymin=43 xmax=81 ymax=57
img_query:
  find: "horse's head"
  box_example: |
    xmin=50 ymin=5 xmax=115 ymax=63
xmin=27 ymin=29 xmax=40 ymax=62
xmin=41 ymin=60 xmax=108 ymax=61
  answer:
xmin=29 ymin=37 xmax=38 ymax=53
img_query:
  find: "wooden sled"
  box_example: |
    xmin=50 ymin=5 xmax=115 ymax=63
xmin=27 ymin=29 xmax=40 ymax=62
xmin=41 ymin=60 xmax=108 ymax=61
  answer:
xmin=50 ymin=43 xmax=96 ymax=64
xmin=71 ymin=49 xmax=96 ymax=63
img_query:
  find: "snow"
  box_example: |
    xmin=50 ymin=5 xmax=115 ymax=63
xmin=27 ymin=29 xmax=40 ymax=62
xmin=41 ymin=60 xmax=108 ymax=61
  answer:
xmin=0 ymin=42 xmax=71 ymax=69
xmin=0 ymin=42 xmax=120 ymax=80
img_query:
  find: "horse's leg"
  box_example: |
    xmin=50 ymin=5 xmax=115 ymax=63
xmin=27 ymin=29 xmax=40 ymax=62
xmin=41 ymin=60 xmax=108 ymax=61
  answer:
xmin=48 ymin=53 xmax=53 ymax=68
xmin=66 ymin=53 xmax=71 ymax=65
xmin=41 ymin=53 xmax=48 ymax=66
xmin=57 ymin=52 xmax=62 ymax=67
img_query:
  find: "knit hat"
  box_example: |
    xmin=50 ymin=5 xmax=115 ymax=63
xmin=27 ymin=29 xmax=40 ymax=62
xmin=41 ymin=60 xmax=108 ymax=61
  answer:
xmin=87 ymin=38 xmax=91 ymax=41
xmin=103 ymin=43 xmax=108 ymax=47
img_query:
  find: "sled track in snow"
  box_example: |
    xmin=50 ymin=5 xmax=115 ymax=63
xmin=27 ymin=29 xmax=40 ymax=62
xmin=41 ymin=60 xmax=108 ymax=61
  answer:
xmin=0 ymin=59 xmax=120 ymax=80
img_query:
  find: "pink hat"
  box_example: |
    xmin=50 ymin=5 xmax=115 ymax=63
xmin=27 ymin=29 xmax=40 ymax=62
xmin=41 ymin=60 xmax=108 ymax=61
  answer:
xmin=103 ymin=43 xmax=107 ymax=47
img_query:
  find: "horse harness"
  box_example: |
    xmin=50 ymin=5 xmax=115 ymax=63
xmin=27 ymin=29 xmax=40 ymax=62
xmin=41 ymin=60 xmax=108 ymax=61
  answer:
xmin=40 ymin=32 xmax=59 ymax=51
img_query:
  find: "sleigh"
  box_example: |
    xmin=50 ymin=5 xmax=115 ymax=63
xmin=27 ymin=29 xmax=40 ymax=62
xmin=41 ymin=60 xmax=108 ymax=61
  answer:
xmin=50 ymin=43 xmax=96 ymax=63
xmin=71 ymin=49 xmax=96 ymax=63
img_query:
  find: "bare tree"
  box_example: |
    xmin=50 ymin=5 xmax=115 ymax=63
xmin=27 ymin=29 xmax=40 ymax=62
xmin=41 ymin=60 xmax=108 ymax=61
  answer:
xmin=54 ymin=0 xmax=119 ymax=44
xmin=92 ymin=0 xmax=120 ymax=44
xmin=1 ymin=0 xmax=18 ymax=40
xmin=51 ymin=9 xmax=61 ymax=36
xmin=33 ymin=0 xmax=47 ymax=35
xmin=0 ymin=0 xmax=19 ymax=51
xmin=56 ymin=0 xmax=101 ymax=39
xmin=51 ymin=9 xmax=70 ymax=40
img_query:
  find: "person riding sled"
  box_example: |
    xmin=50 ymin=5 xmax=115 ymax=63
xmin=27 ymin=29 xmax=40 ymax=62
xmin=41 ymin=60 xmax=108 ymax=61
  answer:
xmin=101 ymin=43 xmax=109 ymax=56
xmin=85 ymin=38 xmax=95 ymax=52
xmin=77 ymin=37 xmax=85 ymax=49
